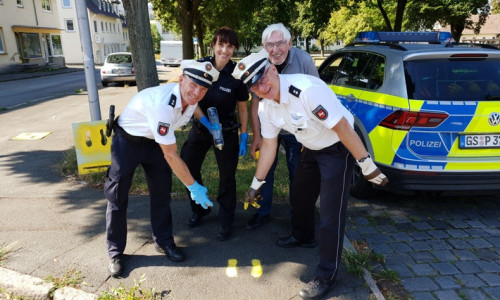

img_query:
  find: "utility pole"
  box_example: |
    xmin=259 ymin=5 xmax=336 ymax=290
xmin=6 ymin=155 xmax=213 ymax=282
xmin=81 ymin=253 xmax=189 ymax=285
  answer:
xmin=75 ymin=0 xmax=101 ymax=121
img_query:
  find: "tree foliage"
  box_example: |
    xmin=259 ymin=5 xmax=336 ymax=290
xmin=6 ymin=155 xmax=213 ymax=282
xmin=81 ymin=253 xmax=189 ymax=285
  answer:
xmin=150 ymin=23 xmax=162 ymax=54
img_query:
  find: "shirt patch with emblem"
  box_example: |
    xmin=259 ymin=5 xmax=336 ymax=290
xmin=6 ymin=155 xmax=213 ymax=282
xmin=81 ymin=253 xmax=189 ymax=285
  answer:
xmin=157 ymin=122 xmax=170 ymax=136
xmin=312 ymin=105 xmax=328 ymax=120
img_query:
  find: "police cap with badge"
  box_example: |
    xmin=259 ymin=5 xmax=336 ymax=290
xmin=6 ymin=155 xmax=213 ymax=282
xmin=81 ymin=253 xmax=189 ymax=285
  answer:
xmin=231 ymin=49 xmax=269 ymax=88
xmin=181 ymin=60 xmax=220 ymax=88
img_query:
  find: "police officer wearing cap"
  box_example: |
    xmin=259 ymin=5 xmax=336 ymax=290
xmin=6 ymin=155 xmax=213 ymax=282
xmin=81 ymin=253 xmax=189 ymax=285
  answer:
xmin=247 ymin=23 xmax=319 ymax=230
xmin=104 ymin=60 xmax=219 ymax=278
xmin=232 ymin=50 xmax=388 ymax=300
xmin=180 ymin=26 xmax=249 ymax=241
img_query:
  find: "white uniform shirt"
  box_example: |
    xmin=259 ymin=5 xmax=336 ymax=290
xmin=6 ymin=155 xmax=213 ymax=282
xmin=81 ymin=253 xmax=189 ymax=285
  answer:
xmin=118 ymin=84 xmax=196 ymax=145
xmin=259 ymin=74 xmax=354 ymax=150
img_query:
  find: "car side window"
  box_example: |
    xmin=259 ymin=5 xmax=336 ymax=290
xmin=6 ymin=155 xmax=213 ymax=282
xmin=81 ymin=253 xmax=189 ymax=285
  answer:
xmin=319 ymin=54 xmax=344 ymax=84
xmin=366 ymin=56 xmax=385 ymax=90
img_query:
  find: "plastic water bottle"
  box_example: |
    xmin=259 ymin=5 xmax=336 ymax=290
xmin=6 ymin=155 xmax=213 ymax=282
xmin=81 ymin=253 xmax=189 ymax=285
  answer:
xmin=207 ymin=107 xmax=224 ymax=150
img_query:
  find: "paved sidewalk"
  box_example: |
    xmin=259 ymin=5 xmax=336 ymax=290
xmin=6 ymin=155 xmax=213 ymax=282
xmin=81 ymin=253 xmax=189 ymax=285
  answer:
xmin=0 ymin=68 xmax=379 ymax=299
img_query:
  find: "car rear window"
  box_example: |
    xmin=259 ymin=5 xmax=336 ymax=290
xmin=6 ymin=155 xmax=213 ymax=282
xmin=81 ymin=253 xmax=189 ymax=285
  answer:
xmin=107 ymin=54 xmax=132 ymax=64
xmin=405 ymin=58 xmax=500 ymax=101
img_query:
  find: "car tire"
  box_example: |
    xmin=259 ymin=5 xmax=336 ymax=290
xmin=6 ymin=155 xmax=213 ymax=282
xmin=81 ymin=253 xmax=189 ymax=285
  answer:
xmin=349 ymin=127 xmax=378 ymax=198
xmin=350 ymin=163 xmax=378 ymax=198
xmin=102 ymin=81 xmax=108 ymax=87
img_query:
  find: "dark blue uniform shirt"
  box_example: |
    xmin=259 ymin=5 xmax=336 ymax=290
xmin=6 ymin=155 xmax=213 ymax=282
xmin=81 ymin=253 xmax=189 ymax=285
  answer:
xmin=197 ymin=57 xmax=249 ymax=125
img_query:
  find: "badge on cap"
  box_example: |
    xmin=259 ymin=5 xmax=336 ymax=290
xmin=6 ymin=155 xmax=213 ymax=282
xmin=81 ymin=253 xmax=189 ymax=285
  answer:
xmin=157 ymin=122 xmax=170 ymax=136
xmin=205 ymin=63 xmax=212 ymax=71
xmin=237 ymin=62 xmax=246 ymax=70
xmin=312 ymin=105 xmax=328 ymax=120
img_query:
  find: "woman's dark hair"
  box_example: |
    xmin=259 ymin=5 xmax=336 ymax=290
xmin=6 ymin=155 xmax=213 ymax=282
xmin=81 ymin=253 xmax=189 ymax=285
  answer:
xmin=211 ymin=26 xmax=239 ymax=49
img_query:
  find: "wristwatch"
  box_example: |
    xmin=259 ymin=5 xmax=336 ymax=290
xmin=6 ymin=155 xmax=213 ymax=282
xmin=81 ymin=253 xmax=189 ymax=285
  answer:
xmin=358 ymin=154 xmax=371 ymax=163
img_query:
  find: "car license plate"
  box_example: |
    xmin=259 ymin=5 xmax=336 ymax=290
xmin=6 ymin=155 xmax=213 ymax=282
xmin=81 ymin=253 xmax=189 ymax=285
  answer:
xmin=459 ymin=134 xmax=500 ymax=149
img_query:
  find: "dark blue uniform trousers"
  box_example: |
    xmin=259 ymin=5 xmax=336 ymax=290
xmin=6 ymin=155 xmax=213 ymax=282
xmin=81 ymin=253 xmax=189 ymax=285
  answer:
xmin=104 ymin=134 xmax=174 ymax=259
xmin=180 ymin=127 xmax=239 ymax=227
xmin=290 ymin=142 xmax=354 ymax=281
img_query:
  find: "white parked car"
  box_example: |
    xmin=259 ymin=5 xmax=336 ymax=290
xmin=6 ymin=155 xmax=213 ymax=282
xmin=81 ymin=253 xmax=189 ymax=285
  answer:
xmin=100 ymin=52 xmax=135 ymax=87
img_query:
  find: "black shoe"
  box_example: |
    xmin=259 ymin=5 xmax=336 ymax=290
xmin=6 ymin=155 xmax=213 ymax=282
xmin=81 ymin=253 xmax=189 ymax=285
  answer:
xmin=246 ymin=213 xmax=270 ymax=230
xmin=155 ymin=244 xmax=185 ymax=262
xmin=108 ymin=256 xmax=123 ymax=278
xmin=299 ymin=277 xmax=335 ymax=299
xmin=187 ymin=208 xmax=211 ymax=228
xmin=277 ymin=235 xmax=317 ymax=248
xmin=216 ymin=226 xmax=232 ymax=241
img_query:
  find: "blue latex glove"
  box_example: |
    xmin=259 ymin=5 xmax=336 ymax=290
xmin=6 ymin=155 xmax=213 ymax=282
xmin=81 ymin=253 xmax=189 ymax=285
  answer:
xmin=239 ymin=132 xmax=248 ymax=157
xmin=200 ymin=116 xmax=221 ymax=132
xmin=187 ymin=181 xmax=213 ymax=209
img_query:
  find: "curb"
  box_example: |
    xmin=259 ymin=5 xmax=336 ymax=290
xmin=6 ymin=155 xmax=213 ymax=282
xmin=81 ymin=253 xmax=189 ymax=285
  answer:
xmin=0 ymin=267 xmax=96 ymax=300
xmin=344 ymin=239 xmax=386 ymax=300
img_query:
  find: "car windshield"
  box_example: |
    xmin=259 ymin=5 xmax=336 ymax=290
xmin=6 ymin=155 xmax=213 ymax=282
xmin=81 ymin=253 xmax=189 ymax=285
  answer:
xmin=405 ymin=58 xmax=500 ymax=101
xmin=107 ymin=54 xmax=132 ymax=64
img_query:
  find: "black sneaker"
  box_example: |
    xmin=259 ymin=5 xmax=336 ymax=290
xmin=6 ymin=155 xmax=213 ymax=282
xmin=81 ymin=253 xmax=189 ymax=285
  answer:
xmin=108 ymin=256 xmax=123 ymax=278
xmin=246 ymin=213 xmax=270 ymax=230
xmin=299 ymin=277 xmax=335 ymax=299
xmin=187 ymin=207 xmax=212 ymax=228
xmin=155 ymin=244 xmax=185 ymax=262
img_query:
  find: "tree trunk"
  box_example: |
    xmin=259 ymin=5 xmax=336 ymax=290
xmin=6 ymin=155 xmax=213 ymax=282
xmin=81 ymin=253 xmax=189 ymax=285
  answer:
xmin=450 ymin=20 xmax=465 ymax=43
xmin=122 ymin=0 xmax=159 ymax=91
xmin=195 ymin=18 xmax=205 ymax=58
xmin=394 ymin=0 xmax=408 ymax=32
xmin=177 ymin=0 xmax=202 ymax=59
xmin=305 ymin=37 xmax=310 ymax=53
xmin=377 ymin=0 xmax=393 ymax=31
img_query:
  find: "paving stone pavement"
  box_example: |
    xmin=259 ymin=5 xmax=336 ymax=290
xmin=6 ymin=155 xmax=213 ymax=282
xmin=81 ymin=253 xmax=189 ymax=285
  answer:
xmin=346 ymin=192 xmax=500 ymax=300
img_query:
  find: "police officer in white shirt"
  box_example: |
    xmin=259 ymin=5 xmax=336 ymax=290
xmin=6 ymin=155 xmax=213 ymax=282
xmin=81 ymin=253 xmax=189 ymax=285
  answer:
xmin=105 ymin=60 xmax=219 ymax=278
xmin=232 ymin=50 xmax=388 ymax=300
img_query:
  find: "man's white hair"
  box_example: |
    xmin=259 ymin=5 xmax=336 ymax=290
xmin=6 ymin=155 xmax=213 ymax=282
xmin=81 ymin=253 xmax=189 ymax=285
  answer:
xmin=261 ymin=23 xmax=292 ymax=44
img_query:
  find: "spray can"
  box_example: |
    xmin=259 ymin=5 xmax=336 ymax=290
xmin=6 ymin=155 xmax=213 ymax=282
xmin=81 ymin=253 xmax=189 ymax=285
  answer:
xmin=207 ymin=107 xmax=224 ymax=150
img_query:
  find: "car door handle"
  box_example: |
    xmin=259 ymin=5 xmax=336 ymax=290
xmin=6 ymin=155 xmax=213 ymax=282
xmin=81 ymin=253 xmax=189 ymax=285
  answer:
xmin=346 ymin=94 xmax=356 ymax=102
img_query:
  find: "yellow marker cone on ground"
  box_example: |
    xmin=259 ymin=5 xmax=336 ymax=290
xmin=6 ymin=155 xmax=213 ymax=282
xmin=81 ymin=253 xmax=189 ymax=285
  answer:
xmin=251 ymin=259 xmax=262 ymax=278
xmin=226 ymin=259 xmax=238 ymax=278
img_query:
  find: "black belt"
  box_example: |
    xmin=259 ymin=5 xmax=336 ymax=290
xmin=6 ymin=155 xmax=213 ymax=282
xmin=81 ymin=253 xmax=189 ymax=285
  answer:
xmin=114 ymin=124 xmax=154 ymax=143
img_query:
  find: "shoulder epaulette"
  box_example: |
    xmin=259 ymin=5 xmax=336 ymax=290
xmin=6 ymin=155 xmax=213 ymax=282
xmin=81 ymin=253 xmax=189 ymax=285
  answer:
xmin=289 ymin=85 xmax=302 ymax=98
xmin=168 ymin=94 xmax=177 ymax=108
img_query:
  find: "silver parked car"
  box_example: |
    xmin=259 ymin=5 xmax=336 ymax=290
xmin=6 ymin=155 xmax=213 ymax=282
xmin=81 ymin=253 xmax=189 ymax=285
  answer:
xmin=100 ymin=52 xmax=135 ymax=87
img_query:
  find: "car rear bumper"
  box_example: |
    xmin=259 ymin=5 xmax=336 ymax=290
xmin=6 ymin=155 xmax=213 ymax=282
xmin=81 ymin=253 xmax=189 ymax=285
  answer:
xmin=379 ymin=165 xmax=500 ymax=192
xmin=101 ymin=75 xmax=135 ymax=82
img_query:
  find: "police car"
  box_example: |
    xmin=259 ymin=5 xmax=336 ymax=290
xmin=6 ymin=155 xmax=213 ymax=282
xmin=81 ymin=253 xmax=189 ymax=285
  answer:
xmin=318 ymin=31 xmax=500 ymax=197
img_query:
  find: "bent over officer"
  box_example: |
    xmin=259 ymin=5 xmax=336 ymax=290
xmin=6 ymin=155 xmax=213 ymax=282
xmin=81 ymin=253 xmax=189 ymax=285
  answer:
xmin=232 ymin=50 xmax=388 ymax=300
xmin=104 ymin=60 xmax=219 ymax=278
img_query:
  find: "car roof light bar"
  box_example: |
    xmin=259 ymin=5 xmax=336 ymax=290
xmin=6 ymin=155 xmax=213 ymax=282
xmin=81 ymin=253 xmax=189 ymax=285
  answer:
xmin=354 ymin=31 xmax=453 ymax=43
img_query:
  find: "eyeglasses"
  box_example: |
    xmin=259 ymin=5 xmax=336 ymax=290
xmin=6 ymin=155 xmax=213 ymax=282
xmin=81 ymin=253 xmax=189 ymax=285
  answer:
xmin=264 ymin=40 xmax=287 ymax=50
xmin=251 ymin=66 xmax=271 ymax=90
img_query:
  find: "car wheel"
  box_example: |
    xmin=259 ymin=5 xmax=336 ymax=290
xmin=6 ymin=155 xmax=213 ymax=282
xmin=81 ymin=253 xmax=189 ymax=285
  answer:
xmin=349 ymin=127 xmax=378 ymax=198
xmin=102 ymin=81 xmax=108 ymax=87
xmin=349 ymin=163 xmax=377 ymax=198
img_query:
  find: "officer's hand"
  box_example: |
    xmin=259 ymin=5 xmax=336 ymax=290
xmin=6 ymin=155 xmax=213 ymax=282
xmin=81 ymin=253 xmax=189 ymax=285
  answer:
xmin=244 ymin=177 xmax=265 ymax=210
xmin=357 ymin=155 xmax=388 ymax=186
xmin=200 ymin=116 xmax=221 ymax=133
xmin=239 ymin=132 xmax=248 ymax=157
xmin=250 ymin=134 xmax=262 ymax=159
xmin=187 ymin=181 xmax=213 ymax=209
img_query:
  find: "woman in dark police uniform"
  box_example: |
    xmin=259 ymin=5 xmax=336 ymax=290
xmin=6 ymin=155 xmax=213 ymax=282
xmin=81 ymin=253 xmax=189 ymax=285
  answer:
xmin=180 ymin=26 xmax=249 ymax=241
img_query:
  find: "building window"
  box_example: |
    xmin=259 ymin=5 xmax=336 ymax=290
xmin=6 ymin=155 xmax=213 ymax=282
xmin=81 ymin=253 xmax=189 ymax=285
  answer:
xmin=0 ymin=1 xmax=3 ymax=5
xmin=62 ymin=0 xmax=71 ymax=8
xmin=41 ymin=0 xmax=51 ymax=11
xmin=65 ymin=19 xmax=75 ymax=32
xmin=17 ymin=0 xmax=23 ymax=7
xmin=105 ymin=23 xmax=108 ymax=32
xmin=50 ymin=35 xmax=63 ymax=56
xmin=0 ymin=28 xmax=5 ymax=54
xmin=101 ymin=22 xmax=104 ymax=32
xmin=113 ymin=24 xmax=116 ymax=33
xmin=21 ymin=33 xmax=42 ymax=58
xmin=93 ymin=21 xmax=98 ymax=33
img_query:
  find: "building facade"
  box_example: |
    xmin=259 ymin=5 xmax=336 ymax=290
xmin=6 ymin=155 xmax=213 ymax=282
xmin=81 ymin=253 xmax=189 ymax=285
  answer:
xmin=0 ymin=0 xmax=129 ymax=73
